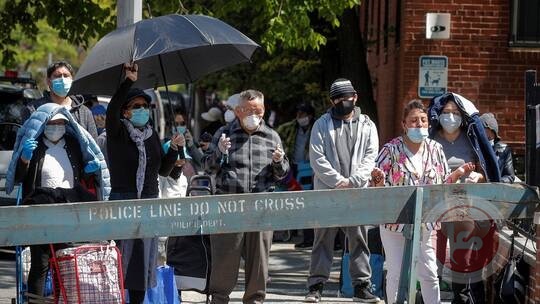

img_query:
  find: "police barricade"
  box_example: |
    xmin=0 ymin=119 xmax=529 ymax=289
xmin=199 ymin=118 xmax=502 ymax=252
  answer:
xmin=0 ymin=183 xmax=538 ymax=303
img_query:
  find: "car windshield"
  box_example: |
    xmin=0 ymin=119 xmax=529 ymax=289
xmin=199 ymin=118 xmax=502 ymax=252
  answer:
xmin=0 ymin=83 xmax=42 ymax=151
xmin=0 ymin=89 xmax=28 ymax=125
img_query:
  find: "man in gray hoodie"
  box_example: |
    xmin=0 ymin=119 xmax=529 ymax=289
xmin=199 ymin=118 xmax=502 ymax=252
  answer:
xmin=305 ymin=79 xmax=380 ymax=303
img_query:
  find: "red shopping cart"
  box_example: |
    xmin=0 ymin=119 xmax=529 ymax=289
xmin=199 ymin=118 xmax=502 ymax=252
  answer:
xmin=49 ymin=243 xmax=125 ymax=304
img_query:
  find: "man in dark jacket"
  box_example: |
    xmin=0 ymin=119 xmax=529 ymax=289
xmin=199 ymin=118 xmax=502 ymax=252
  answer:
xmin=24 ymin=61 xmax=98 ymax=140
xmin=480 ymin=112 xmax=517 ymax=183
xmin=202 ymin=89 xmax=289 ymax=304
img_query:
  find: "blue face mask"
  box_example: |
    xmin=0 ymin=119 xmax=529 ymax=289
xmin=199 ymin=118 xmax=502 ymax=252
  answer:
xmin=175 ymin=126 xmax=186 ymax=134
xmin=51 ymin=77 xmax=72 ymax=97
xmin=406 ymin=127 xmax=429 ymax=143
xmin=130 ymin=108 xmax=150 ymax=127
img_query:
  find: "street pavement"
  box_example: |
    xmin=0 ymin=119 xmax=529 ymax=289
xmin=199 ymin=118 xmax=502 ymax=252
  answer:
xmin=0 ymin=239 xmax=375 ymax=304
xmin=180 ymin=241 xmax=361 ymax=304
xmin=0 ymin=255 xmax=17 ymax=304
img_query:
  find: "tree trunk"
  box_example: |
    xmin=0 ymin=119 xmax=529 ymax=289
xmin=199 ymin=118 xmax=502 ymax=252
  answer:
xmin=321 ymin=6 xmax=378 ymax=125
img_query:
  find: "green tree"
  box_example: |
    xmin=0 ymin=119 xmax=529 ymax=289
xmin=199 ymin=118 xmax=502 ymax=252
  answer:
xmin=2 ymin=20 xmax=82 ymax=89
xmin=0 ymin=0 xmax=377 ymax=123
xmin=0 ymin=0 xmax=114 ymax=68
xmin=148 ymin=0 xmax=377 ymax=122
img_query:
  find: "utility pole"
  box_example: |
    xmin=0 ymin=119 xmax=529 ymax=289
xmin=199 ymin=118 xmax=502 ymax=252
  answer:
xmin=116 ymin=0 xmax=142 ymax=28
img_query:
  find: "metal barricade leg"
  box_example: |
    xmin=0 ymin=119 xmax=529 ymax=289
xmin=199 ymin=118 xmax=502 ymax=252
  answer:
xmin=396 ymin=187 xmax=423 ymax=304
xmin=14 ymin=185 xmax=24 ymax=304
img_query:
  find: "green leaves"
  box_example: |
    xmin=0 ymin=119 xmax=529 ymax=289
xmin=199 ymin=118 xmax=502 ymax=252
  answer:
xmin=0 ymin=0 xmax=370 ymax=121
xmin=151 ymin=0 xmax=365 ymax=116
xmin=0 ymin=0 xmax=115 ymax=67
xmin=213 ymin=0 xmax=359 ymax=54
xmin=0 ymin=0 xmax=360 ymax=67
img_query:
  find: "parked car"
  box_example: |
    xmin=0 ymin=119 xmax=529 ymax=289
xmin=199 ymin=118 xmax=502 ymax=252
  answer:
xmin=0 ymin=72 xmax=43 ymax=205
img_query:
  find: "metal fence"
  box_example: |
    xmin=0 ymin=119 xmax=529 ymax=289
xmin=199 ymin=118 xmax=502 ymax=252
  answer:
xmin=0 ymin=183 xmax=538 ymax=303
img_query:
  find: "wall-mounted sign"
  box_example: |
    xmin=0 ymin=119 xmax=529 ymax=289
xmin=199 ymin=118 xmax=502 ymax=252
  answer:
xmin=418 ymin=55 xmax=448 ymax=98
xmin=426 ymin=13 xmax=451 ymax=39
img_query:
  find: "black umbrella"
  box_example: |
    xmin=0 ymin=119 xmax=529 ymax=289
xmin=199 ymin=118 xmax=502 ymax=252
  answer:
xmin=69 ymin=14 xmax=259 ymax=95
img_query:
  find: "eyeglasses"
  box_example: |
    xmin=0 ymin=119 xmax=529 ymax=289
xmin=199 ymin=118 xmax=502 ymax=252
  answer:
xmin=129 ymin=103 xmax=149 ymax=110
xmin=237 ymin=107 xmax=264 ymax=116
xmin=177 ymin=121 xmax=186 ymax=126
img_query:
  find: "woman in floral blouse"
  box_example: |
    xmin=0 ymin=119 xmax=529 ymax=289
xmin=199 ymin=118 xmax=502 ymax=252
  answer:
xmin=371 ymin=100 xmax=473 ymax=304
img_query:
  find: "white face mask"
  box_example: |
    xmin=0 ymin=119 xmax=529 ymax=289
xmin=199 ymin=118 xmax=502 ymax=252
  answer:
xmin=224 ymin=110 xmax=236 ymax=123
xmin=44 ymin=124 xmax=66 ymax=142
xmin=242 ymin=115 xmax=261 ymax=131
xmin=489 ymin=139 xmax=495 ymax=146
xmin=297 ymin=116 xmax=310 ymax=127
xmin=439 ymin=113 xmax=462 ymax=133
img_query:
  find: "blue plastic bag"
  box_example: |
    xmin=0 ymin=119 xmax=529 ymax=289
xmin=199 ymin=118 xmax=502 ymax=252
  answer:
xmin=340 ymin=252 xmax=385 ymax=298
xmin=369 ymin=253 xmax=384 ymax=298
xmin=340 ymin=252 xmax=354 ymax=297
xmin=144 ymin=265 xmax=181 ymax=304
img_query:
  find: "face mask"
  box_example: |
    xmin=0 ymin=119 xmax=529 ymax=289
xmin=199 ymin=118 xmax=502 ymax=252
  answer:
xmin=406 ymin=127 xmax=429 ymax=143
xmin=489 ymin=139 xmax=495 ymax=146
xmin=297 ymin=116 xmax=310 ymax=127
xmin=44 ymin=124 xmax=66 ymax=142
xmin=334 ymin=100 xmax=355 ymax=116
xmin=224 ymin=110 xmax=236 ymax=123
xmin=175 ymin=126 xmax=186 ymax=134
xmin=51 ymin=77 xmax=72 ymax=97
xmin=439 ymin=113 xmax=462 ymax=133
xmin=130 ymin=108 xmax=150 ymax=127
xmin=242 ymin=115 xmax=261 ymax=131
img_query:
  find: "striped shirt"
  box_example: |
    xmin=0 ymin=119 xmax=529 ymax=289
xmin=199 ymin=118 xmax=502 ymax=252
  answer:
xmin=202 ymin=120 xmax=289 ymax=194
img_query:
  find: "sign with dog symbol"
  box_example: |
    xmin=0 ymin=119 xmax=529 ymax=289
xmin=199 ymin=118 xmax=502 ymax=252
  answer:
xmin=418 ymin=55 xmax=448 ymax=98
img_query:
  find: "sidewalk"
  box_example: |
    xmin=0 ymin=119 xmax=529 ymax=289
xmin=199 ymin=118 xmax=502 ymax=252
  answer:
xmin=181 ymin=242 xmax=359 ymax=303
xmin=0 ymin=256 xmax=17 ymax=303
xmin=0 ymin=241 xmax=369 ymax=303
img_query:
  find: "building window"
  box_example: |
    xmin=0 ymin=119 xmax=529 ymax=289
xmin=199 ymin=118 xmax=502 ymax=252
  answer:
xmin=395 ymin=0 xmax=401 ymax=45
xmin=383 ymin=0 xmax=389 ymax=50
xmin=510 ymin=0 xmax=540 ymax=46
xmin=363 ymin=0 xmax=370 ymax=41
xmin=376 ymin=0 xmax=381 ymax=54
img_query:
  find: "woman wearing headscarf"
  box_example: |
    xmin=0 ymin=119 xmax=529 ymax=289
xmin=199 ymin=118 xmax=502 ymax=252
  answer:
xmin=428 ymin=93 xmax=500 ymax=304
xmin=371 ymin=100 xmax=474 ymax=304
xmin=106 ymin=63 xmax=183 ymax=304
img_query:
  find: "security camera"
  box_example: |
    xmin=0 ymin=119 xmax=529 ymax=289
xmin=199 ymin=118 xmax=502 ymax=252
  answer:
xmin=431 ymin=25 xmax=446 ymax=32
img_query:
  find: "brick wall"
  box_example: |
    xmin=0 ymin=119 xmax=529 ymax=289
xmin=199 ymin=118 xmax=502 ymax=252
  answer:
xmin=360 ymin=0 xmax=540 ymax=156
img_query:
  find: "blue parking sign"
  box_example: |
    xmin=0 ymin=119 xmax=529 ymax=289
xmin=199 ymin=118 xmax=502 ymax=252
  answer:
xmin=418 ymin=55 xmax=448 ymax=98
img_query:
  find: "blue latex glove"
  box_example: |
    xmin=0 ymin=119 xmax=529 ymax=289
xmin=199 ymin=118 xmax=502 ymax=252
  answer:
xmin=84 ymin=160 xmax=100 ymax=174
xmin=21 ymin=139 xmax=38 ymax=161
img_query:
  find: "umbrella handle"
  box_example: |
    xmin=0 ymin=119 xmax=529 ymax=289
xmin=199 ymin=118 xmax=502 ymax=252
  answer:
xmin=158 ymin=54 xmax=186 ymax=160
